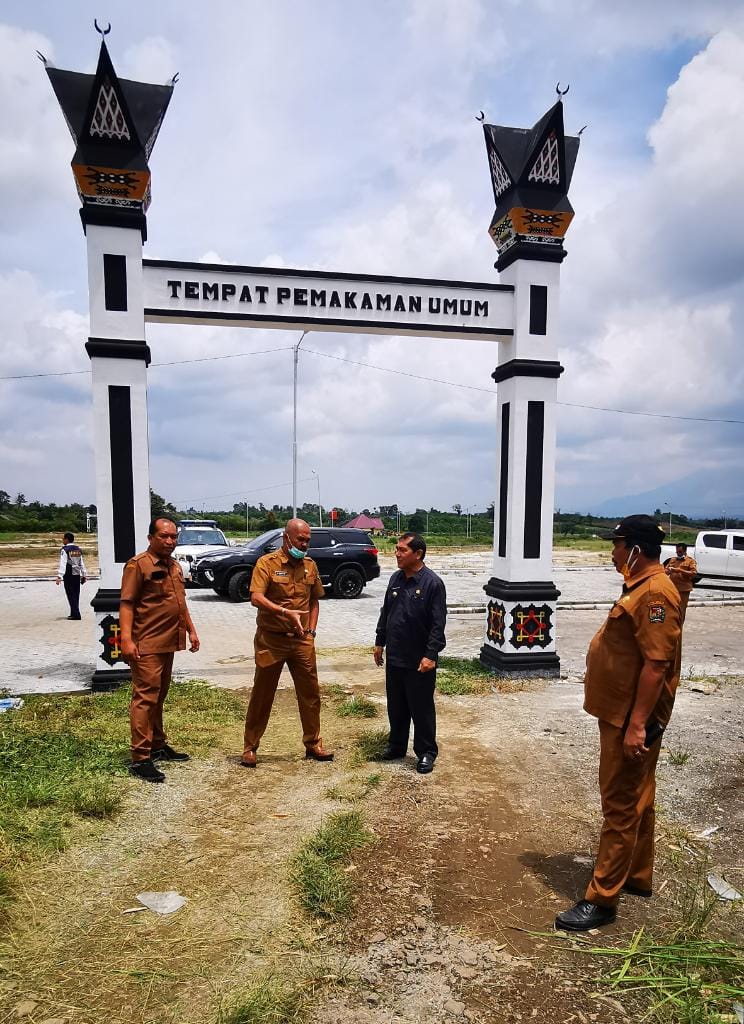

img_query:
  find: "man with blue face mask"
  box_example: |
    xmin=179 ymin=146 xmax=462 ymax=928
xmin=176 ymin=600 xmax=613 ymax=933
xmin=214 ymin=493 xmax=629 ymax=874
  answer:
xmin=240 ymin=518 xmax=333 ymax=767
xmin=556 ymin=515 xmax=681 ymax=932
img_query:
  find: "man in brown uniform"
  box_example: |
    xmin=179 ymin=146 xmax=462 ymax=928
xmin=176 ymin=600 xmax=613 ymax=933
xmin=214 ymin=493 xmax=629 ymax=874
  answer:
xmin=241 ymin=518 xmax=333 ymax=767
xmin=556 ymin=515 xmax=681 ymax=931
xmin=664 ymin=543 xmax=697 ymax=622
xmin=120 ymin=517 xmax=200 ymax=783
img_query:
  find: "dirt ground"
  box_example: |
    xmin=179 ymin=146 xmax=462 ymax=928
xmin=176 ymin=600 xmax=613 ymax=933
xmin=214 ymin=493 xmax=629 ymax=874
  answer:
xmin=1 ymin=649 xmax=742 ymax=1024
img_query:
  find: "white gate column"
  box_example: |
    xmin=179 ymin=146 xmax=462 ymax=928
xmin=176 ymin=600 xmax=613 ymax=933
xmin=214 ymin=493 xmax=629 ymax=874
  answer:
xmin=479 ymin=95 xmax=580 ymax=675
xmin=45 ymin=31 xmax=174 ymax=687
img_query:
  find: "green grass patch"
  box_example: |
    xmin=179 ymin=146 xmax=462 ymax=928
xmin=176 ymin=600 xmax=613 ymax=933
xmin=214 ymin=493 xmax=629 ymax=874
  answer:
xmin=349 ymin=728 xmax=390 ymax=764
xmin=667 ymin=747 xmax=692 ymax=766
xmin=290 ymin=810 xmax=374 ymax=919
xmin=219 ymin=973 xmax=304 ymax=1024
xmin=436 ymin=656 xmax=494 ymax=696
xmin=0 ymin=680 xmax=243 ymax=876
xmin=588 ymin=928 xmax=744 ymax=1023
xmin=334 ymin=695 xmax=377 ymax=719
xmin=325 ymin=772 xmax=382 ymax=804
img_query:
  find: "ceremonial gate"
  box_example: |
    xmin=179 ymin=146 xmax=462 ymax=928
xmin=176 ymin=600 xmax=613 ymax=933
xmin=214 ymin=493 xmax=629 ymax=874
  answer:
xmin=44 ymin=32 xmax=579 ymax=687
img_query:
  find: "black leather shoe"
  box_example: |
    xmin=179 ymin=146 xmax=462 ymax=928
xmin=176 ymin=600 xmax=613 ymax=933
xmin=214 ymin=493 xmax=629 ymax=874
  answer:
xmin=622 ymin=882 xmax=653 ymax=898
xmin=67 ymin=615 xmax=81 ymax=620
xmin=416 ymin=754 xmax=435 ymax=774
xmin=555 ymin=899 xmax=616 ymax=931
xmin=129 ymin=759 xmax=165 ymax=784
xmin=380 ymin=746 xmax=406 ymax=760
xmin=152 ymin=744 xmax=190 ymax=762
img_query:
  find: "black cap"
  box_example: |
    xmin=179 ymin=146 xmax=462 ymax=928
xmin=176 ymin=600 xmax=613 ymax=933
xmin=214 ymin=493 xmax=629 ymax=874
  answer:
xmin=612 ymin=515 xmax=665 ymax=545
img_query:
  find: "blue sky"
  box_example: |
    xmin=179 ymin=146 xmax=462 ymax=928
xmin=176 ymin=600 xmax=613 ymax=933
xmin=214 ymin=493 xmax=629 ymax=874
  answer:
xmin=1 ymin=1 xmax=743 ymax=518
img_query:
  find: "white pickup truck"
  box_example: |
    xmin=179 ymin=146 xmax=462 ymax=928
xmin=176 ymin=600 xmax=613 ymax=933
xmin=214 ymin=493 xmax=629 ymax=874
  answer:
xmin=661 ymin=529 xmax=744 ymax=586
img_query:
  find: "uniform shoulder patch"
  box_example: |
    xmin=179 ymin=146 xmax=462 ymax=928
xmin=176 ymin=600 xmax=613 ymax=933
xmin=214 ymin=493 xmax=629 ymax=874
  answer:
xmin=649 ymin=603 xmax=666 ymax=623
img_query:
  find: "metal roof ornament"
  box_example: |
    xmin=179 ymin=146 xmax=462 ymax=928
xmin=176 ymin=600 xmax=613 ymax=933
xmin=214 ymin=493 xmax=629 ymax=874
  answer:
xmin=94 ymin=20 xmax=111 ymax=36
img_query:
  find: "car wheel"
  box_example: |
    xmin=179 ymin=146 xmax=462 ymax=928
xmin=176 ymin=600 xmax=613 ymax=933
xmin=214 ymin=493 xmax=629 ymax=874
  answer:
xmin=332 ymin=566 xmax=364 ymax=599
xmin=212 ymin=584 xmax=229 ymax=597
xmin=227 ymin=570 xmax=252 ymax=602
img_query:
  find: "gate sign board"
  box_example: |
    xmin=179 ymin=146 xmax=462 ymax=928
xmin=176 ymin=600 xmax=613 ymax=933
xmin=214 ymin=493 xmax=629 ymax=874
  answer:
xmin=143 ymin=260 xmax=514 ymax=340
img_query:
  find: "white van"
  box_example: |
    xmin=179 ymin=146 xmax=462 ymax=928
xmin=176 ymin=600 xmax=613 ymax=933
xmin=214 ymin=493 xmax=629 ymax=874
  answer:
xmin=661 ymin=530 xmax=744 ymax=586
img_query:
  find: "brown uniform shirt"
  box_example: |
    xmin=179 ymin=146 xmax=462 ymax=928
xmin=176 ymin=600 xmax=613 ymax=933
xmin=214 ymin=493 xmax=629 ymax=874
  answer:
xmin=584 ymin=564 xmax=682 ymax=729
xmin=251 ymin=549 xmax=324 ymax=635
xmin=665 ymin=555 xmax=697 ymax=594
xmin=120 ymin=551 xmax=189 ymax=654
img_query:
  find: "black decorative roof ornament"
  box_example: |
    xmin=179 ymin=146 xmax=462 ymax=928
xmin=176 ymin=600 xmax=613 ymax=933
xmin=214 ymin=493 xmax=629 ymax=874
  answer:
xmin=482 ymin=94 xmax=580 ymax=271
xmin=44 ymin=29 xmax=176 ymax=237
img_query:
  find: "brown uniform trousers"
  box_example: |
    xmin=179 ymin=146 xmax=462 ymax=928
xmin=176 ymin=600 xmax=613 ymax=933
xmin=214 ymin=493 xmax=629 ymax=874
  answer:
xmin=585 ymin=720 xmax=661 ymax=905
xmin=667 ymin=556 xmax=697 ymax=623
xmin=243 ymin=632 xmax=321 ymax=755
xmin=130 ymin=652 xmax=175 ymax=762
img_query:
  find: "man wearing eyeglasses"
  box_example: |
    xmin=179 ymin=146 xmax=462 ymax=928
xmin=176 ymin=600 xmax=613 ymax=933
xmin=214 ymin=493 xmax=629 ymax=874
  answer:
xmin=373 ymin=532 xmax=447 ymax=774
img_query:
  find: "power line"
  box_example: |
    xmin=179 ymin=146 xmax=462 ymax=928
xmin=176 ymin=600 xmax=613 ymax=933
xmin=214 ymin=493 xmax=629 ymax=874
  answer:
xmin=2 ymin=340 xmax=743 ymax=427
xmin=0 ymin=345 xmax=294 ymax=381
xmin=172 ymin=474 xmax=317 ymax=506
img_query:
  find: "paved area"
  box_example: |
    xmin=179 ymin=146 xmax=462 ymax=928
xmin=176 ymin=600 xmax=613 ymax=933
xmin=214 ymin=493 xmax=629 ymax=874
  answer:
xmin=2 ymin=553 xmax=743 ymax=695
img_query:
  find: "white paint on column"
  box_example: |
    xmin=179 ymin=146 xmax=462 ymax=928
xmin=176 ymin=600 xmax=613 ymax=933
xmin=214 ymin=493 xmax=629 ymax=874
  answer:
xmin=86 ymin=224 xmax=146 ymax=340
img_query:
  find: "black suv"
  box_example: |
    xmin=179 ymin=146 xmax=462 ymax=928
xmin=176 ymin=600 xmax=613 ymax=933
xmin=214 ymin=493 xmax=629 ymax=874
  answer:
xmin=193 ymin=527 xmax=381 ymax=602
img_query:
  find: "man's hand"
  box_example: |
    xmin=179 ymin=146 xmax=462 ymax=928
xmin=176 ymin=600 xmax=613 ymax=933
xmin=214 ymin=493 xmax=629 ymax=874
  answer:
xmin=623 ymin=720 xmax=648 ymax=761
xmin=189 ymin=630 xmax=200 ymax=653
xmin=55 ymin=577 xmax=61 ymax=586
xmin=121 ymin=638 xmax=140 ymax=663
xmin=418 ymin=657 xmax=436 ymax=673
xmin=81 ymin=577 xmax=87 ymax=586
xmin=284 ymin=609 xmax=305 ymax=637
xmin=373 ymin=645 xmax=384 ymax=667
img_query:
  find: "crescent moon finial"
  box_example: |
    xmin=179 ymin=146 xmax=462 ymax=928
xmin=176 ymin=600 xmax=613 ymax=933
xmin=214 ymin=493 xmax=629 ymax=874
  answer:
xmin=475 ymin=110 xmax=485 ymax=122
xmin=94 ymin=19 xmax=112 ymax=36
xmin=556 ymin=82 xmax=570 ymax=97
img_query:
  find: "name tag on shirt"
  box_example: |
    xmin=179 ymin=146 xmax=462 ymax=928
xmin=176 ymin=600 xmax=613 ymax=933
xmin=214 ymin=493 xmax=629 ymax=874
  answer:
xmin=274 ymin=571 xmax=288 ymax=577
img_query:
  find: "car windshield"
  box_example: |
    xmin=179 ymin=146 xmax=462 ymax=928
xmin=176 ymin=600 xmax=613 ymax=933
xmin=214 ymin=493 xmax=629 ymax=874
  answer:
xmin=247 ymin=529 xmax=282 ymax=550
xmin=177 ymin=529 xmax=226 ymax=546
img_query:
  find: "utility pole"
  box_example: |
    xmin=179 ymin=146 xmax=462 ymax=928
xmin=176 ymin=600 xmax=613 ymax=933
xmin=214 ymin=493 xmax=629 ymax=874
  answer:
xmin=292 ymin=330 xmax=309 ymax=518
xmin=312 ymin=469 xmax=322 ymax=527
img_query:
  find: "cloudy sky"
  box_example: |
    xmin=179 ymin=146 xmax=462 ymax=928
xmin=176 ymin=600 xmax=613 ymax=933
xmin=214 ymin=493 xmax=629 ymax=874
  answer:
xmin=1 ymin=0 xmax=743 ymax=518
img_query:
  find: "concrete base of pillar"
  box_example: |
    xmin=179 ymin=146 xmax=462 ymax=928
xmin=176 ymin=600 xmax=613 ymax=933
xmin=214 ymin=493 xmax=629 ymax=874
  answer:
xmin=479 ymin=643 xmax=560 ymax=678
xmin=91 ymin=667 xmax=131 ymax=691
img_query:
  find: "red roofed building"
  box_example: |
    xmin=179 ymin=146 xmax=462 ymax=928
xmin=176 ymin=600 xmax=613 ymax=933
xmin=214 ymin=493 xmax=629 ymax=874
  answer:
xmin=343 ymin=513 xmax=385 ymax=534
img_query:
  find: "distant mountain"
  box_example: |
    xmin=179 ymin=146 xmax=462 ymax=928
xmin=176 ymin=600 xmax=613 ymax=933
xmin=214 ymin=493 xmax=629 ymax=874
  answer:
xmin=592 ymin=466 xmax=744 ymax=520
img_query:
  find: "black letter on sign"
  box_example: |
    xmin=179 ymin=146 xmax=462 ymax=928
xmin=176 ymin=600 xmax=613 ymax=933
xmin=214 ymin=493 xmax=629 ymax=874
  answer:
xmin=344 ymin=292 xmax=357 ymax=309
xmin=408 ymin=296 xmax=422 ymax=313
xmin=185 ymin=281 xmax=199 ymax=299
xmin=167 ymin=280 xmax=181 ymax=299
xmin=203 ymin=282 xmax=218 ymax=301
xmin=474 ymin=300 xmax=488 ymax=317
xmin=529 ymin=285 xmax=548 ymax=335
xmin=255 ymin=286 xmax=269 ymax=304
xmin=443 ymin=298 xmax=457 ymax=315
xmin=311 ymin=290 xmax=326 ymax=307
xmin=329 ymin=291 xmax=341 ymax=308
xmin=222 ymin=284 xmax=236 ymax=301
xmin=429 ymin=298 xmax=441 ymax=313
xmin=294 ymin=288 xmax=308 ymax=306
xmin=376 ymin=294 xmax=391 ymax=311
xmin=240 ymin=286 xmax=252 ymax=303
xmin=361 ymin=293 xmax=373 ymax=310
xmin=103 ymin=254 xmax=127 ymax=311
xmin=277 ymin=287 xmax=291 ymax=304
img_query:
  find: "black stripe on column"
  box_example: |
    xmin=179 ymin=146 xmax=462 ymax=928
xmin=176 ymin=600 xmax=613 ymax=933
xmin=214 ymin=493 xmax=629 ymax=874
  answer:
xmin=104 ymin=254 xmax=128 ymax=311
xmin=523 ymin=401 xmax=545 ymax=558
xmin=108 ymin=385 xmax=136 ymax=563
xmin=529 ymin=285 xmax=548 ymax=335
xmin=498 ymin=402 xmax=510 ymax=558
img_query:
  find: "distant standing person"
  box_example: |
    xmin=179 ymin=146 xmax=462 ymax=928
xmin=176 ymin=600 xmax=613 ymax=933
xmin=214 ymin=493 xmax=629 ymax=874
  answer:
xmin=241 ymin=518 xmax=334 ymax=768
xmin=56 ymin=531 xmax=87 ymax=620
xmin=664 ymin=543 xmax=697 ymax=622
xmin=374 ymin=533 xmax=446 ymax=774
xmin=119 ymin=518 xmax=200 ymax=784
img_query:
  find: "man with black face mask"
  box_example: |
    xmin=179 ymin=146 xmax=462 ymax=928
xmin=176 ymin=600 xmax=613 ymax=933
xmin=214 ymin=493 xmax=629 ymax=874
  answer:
xmin=556 ymin=515 xmax=681 ymax=932
xmin=240 ymin=518 xmax=333 ymax=767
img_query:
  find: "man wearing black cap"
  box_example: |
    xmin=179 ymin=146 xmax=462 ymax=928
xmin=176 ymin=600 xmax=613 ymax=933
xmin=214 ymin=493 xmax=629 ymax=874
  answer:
xmin=556 ymin=514 xmax=682 ymax=931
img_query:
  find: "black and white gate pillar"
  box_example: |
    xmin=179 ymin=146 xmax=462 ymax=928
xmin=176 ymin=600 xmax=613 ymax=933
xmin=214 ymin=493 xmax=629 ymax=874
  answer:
xmin=479 ymin=98 xmax=580 ymax=676
xmin=45 ymin=34 xmax=174 ymax=688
